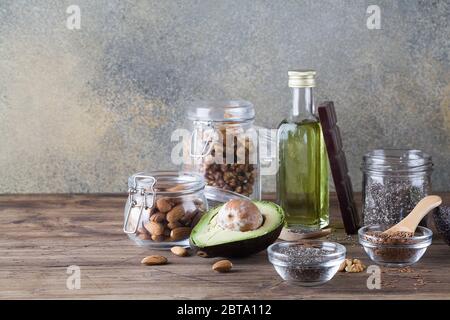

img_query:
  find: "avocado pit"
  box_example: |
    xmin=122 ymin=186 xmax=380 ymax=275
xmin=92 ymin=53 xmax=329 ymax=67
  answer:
xmin=217 ymin=199 xmax=263 ymax=232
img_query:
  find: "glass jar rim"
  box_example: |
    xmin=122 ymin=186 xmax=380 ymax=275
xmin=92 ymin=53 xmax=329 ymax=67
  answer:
xmin=187 ymin=100 xmax=255 ymax=122
xmin=267 ymin=240 xmax=346 ymax=267
xmin=358 ymin=225 xmax=433 ymax=247
xmin=128 ymin=171 xmax=205 ymax=196
xmin=362 ymin=149 xmax=433 ymax=174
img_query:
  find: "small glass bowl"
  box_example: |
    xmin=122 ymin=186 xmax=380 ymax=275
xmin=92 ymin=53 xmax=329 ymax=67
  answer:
xmin=267 ymin=241 xmax=346 ymax=286
xmin=358 ymin=225 xmax=432 ymax=267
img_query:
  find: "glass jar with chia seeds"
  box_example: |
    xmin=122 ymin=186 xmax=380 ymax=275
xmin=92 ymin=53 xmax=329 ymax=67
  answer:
xmin=361 ymin=149 xmax=433 ymax=226
xmin=184 ymin=100 xmax=262 ymax=199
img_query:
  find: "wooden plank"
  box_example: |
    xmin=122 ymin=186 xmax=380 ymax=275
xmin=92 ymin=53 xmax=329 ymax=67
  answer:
xmin=0 ymin=193 xmax=449 ymax=299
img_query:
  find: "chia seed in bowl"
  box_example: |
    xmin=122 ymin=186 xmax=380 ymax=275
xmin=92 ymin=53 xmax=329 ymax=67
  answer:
xmin=267 ymin=241 xmax=346 ymax=286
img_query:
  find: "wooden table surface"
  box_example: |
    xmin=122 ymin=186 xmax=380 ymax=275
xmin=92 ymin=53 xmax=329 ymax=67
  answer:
xmin=0 ymin=193 xmax=449 ymax=300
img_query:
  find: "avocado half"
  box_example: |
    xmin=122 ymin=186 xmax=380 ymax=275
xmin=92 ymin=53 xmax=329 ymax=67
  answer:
xmin=189 ymin=201 xmax=285 ymax=258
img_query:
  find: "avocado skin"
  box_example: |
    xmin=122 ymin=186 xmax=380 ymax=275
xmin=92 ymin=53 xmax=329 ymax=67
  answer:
xmin=189 ymin=224 xmax=283 ymax=258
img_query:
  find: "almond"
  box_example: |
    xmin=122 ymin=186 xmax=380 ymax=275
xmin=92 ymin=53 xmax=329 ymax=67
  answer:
xmin=169 ymin=197 xmax=183 ymax=205
xmin=212 ymin=260 xmax=232 ymax=273
xmin=171 ymin=246 xmax=189 ymax=257
xmin=180 ymin=210 xmax=196 ymax=225
xmin=170 ymin=227 xmax=191 ymax=241
xmin=137 ymin=226 xmax=148 ymax=234
xmin=156 ymin=198 xmax=172 ymax=213
xmin=150 ymin=212 xmax=166 ymax=223
xmin=151 ymin=234 xmax=165 ymax=242
xmin=191 ymin=211 xmax=203 ymax=227
xmin=137 ymin=232 xmax=152 ymax=240
xmin=144 ymin=221 xmax=165 ymax=236
xmin=167 ymin=221 xmax=182 ymax=230
xmin=141 ymin=255 xmax=167 ymax=265
xmin=166 ymin=185 xmax=186 ymax=192
xmin=166 ymin=205 xmax=185 ymax=222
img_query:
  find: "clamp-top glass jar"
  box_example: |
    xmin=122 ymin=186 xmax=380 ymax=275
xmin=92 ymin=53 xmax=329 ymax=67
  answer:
xmin=361 ymin=149 xmax=433 ymax=226
xmin=184 ymin=100 xmax=261 ymax=199
xmin=123 ymin=171 xmax=208 ymax=248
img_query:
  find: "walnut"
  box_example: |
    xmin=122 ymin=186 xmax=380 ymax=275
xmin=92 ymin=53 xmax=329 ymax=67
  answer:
xmin=346 ymin=263 xmax=365 ymax=273
xmin=338 ymin=258 xmax=353 ymax=272
xmin=340 ymin=258 xmax=366 ymax=273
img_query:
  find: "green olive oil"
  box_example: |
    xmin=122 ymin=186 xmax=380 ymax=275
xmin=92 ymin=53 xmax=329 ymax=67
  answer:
xmin=277 ymin=70 xmax=329 ymax=230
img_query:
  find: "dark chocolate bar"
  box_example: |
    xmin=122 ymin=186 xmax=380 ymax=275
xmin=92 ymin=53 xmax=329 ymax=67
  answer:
xmin=318 ymin=101 xmax=360 ymax=234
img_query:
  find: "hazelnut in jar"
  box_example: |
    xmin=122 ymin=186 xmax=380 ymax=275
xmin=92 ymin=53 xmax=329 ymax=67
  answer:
xmin=185 ymin=100 xmax=261 ymax=199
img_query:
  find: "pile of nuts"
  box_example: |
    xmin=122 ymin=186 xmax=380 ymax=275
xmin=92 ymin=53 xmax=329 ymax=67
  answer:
xmin=339 ymin=258 xmax=366 ymax=273
xmin=199 ymin=127 xmax=257 ymax=197
xmin=136 ymin=195 xmax=205 ymax=242
xmin=141 ymin=252 xmax=233 ymax=273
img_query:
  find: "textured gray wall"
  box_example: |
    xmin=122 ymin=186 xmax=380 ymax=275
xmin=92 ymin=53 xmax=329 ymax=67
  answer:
xmin=0 ymin=0 xmax=449 ymax=193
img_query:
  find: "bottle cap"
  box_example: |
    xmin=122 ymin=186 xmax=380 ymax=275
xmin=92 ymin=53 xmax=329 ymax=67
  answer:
xmin=288 ymin=70 xmax=316 ymax=88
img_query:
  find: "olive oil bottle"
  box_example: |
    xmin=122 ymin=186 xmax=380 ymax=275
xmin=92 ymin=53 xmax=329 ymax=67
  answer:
xmin=277 ymin=70 xmax=329 ymax=230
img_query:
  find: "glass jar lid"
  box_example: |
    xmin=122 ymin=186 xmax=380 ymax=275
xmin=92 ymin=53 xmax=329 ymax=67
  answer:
xmin=362 ymin=149 xmax=433 ymax=175
xmin=187 ymin=100 xmax=255 ymax=122
xmin=128 ymin=171 xmax=205 ymax=195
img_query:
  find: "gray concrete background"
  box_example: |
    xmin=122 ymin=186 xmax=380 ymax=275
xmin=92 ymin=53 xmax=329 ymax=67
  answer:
xmin=0 ymin=0 xmax=449 ymax=193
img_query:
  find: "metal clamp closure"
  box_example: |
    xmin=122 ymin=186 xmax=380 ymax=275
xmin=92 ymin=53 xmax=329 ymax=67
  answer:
xmin=123 ymin=175 xmax=156 ymax=234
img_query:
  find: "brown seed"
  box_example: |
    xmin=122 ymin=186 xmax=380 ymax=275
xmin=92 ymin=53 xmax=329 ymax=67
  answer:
xmin=144 ymin=221 xmax=165 ymax=236
xmin=171 ymin=246 xmax=189 ymax=257
xmin=156 ymin=198 xmax=172 ymax=213
xmin=170 ymin=227 xmax=191 ymax=241
xmin=150 ymin=212 xmax=166 ymax=223
xmin=212 ymin=260 xmax=233 ymax=273
xmin=166 ymin=205 xmax=185 ymax=222
xmin=141 ymin=255 xmax=167 ymax=265
xmin=167 ymin=221 xmax=182 ymax=230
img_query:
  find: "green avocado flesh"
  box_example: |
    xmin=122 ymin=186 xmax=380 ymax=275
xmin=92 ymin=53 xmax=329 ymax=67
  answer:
xmin=190 ymin=201 xmax=285 ymax=257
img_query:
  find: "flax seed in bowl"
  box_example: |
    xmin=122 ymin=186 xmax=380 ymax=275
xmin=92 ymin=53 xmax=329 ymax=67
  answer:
xmin=358 ymin=225 xmax=432 ymax=267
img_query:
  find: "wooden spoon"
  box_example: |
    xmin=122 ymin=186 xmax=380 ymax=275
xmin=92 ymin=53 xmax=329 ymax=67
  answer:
xmin=383 ymin=195 xmax=442 ymax=234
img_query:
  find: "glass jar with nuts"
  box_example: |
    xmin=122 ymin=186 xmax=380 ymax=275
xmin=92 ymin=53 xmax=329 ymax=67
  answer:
xmin=123 ymin=171 xmax=208 ymax=248
xmin=185 ymin=100 xmax=261 ymax=199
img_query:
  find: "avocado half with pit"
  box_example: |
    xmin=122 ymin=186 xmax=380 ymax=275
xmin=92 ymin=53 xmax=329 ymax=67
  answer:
xmin=190 ymin=201 xmax=285 ymax=258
